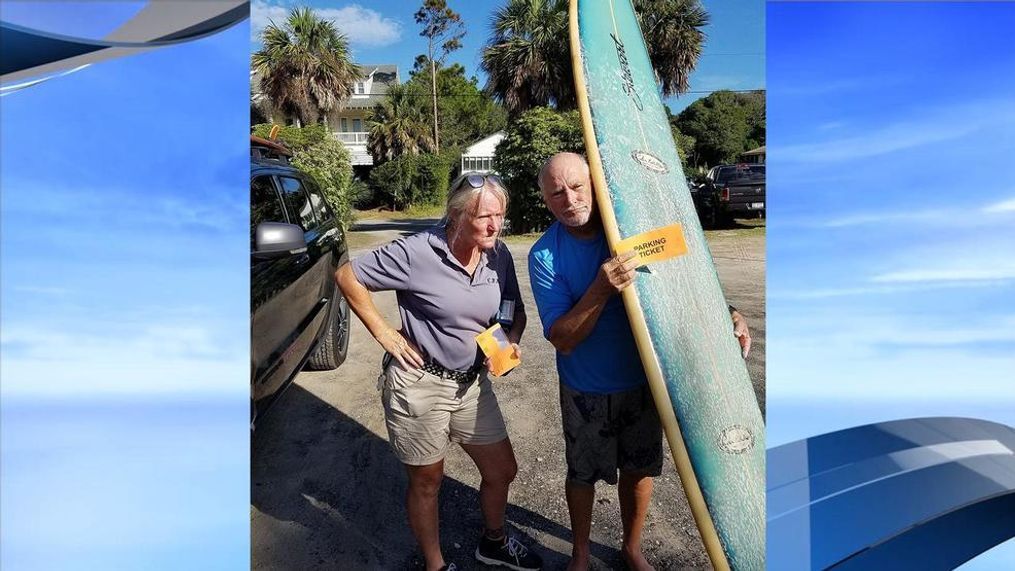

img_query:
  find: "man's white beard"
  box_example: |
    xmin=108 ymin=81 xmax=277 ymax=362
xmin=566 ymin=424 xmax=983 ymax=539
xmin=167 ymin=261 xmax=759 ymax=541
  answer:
xmin=561 ymin=206 xmax=591 ymax=227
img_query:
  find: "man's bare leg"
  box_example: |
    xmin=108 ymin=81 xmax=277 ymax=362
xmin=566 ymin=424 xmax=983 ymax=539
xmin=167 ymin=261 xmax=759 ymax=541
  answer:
xmin=618 ymin=471 xmax=654 ymax=571
xmin=565 ymin=480 xmax=595 ymax=571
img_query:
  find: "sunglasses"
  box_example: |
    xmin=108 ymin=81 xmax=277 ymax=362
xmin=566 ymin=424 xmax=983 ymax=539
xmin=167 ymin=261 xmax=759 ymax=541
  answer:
xmin=458 ymin=173 xmax=504 ymax=190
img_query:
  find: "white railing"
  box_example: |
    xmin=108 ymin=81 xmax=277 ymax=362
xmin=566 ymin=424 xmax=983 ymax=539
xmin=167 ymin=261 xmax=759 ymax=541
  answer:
xmin=334 ymin=131 xmax=369 ymax=145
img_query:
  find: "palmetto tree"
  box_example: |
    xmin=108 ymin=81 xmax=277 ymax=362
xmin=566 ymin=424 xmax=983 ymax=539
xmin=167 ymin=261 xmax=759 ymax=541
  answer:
xmin=481 ymin=0 xmax=571 ymax=117
xmin=366 ymin=83 xmax=436 ymax=162
xmin=251 ymin=7 xmax=359 ymax=126
xmin=635 ymin=0 xmax=709 ymax=95
xmin=481 ymin=0 xmax=709 ymax=116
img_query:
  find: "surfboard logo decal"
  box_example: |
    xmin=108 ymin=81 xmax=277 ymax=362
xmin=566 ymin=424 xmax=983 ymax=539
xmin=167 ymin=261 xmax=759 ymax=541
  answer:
xmin=631 ymin=150 xmax=668 ymax=174
xmin=610 ymin=33 xmax=644 ymax=111
xmin=719 ymin=425 xmax=755 ymax=454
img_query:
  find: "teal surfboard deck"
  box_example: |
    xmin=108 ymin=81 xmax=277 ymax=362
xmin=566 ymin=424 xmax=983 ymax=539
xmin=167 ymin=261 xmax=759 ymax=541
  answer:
xmin=570 ymin=1 xmax=765 ymax=568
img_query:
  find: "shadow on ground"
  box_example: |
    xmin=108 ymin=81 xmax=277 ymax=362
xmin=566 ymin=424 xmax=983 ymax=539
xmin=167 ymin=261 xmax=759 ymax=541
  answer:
xmin=251 ymin=384 xmax=622 ymax=570
xmin=351 ymin=218 xmax=442 ymax=235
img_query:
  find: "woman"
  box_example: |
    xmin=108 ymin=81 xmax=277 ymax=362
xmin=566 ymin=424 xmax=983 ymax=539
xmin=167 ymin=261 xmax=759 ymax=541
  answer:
xmin=335 ymin=174 xmax=543 ymax=571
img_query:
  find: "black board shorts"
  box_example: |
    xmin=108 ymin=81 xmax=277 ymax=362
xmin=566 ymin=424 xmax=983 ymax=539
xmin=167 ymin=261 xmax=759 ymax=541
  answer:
xmin=559 ymin=382 xmax=664 ymax=486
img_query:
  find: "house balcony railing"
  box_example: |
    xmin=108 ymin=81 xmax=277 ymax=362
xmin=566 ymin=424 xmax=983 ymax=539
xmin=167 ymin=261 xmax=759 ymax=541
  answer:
xmin=334 ymin=131 xmax=369 ymax=145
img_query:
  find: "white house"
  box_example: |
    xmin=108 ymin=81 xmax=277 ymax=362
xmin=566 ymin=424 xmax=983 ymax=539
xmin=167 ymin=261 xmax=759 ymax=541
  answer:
xmin=460 ymin=131 xmax=505 ymax=174
xmin=740 ymin=145 xmax=766 ymax=164
xmin=251 ymin=64 xmax=399 ymax=168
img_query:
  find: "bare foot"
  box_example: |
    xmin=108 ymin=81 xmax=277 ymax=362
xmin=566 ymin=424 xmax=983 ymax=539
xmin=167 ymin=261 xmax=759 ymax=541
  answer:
xmin=567 ymin=550 xmax=590 ymax=571
xmin=622 ymin=546 xmax=654 ymax=571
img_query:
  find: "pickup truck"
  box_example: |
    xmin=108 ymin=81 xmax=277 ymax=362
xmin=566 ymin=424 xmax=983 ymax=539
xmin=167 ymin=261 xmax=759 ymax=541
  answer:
xmin=698 ymin=164 xmax=766 ymax=228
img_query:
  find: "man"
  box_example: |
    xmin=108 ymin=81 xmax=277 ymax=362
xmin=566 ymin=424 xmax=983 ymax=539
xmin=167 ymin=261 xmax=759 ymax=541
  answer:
xmin=527 ymin=152 xmax=751 ymax=571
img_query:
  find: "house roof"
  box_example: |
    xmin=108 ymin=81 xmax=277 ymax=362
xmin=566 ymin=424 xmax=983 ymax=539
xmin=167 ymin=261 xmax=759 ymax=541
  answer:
xmin=462 ymin=131 xmax=506 ymax=155
xmin=742 ymin=145 xmax=766 ymax=156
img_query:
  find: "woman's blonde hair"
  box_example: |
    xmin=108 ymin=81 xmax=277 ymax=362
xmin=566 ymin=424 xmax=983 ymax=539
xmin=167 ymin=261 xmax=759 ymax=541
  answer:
xmin=444 ymin=172 xmax=509 ymax=249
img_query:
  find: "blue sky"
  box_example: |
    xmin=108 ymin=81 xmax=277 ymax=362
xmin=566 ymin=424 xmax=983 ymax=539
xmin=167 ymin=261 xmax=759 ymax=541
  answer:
xmin=768 ymin=3 xmax=1014 ymax=566
xmin=1 ymin=6 xmax=250 ymax=568
xmin=1 ymin=5 xmax=250 ymax=399
xmin=249 ymin=0 xmax=764 ymax=113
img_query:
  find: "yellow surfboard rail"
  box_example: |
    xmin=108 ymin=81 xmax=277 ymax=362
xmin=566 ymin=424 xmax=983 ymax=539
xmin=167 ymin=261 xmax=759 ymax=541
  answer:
xmin=568 ymin=0 xmax=731 ymax=568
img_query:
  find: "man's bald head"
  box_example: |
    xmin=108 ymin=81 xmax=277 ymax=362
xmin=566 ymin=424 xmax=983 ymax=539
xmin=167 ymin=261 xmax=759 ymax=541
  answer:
xmin=538 ymin=152 xmax=589 ymax=193
xmin=538 ymin=152 xmax=595 ymax=228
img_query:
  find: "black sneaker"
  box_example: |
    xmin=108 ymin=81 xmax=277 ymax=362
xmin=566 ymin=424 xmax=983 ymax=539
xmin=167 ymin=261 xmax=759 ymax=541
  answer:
xmin=475 ymin=534 xmax=542 ymax=570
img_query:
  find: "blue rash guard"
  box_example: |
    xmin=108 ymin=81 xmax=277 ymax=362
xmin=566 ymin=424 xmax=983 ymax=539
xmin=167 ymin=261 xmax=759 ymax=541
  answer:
xmin=528 ymin=222 xmax=648 ymax=394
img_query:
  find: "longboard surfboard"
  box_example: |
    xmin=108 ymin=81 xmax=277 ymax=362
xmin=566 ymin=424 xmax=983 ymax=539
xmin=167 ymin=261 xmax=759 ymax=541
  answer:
xmin=569 ymin=1 xmax=765 ymax=568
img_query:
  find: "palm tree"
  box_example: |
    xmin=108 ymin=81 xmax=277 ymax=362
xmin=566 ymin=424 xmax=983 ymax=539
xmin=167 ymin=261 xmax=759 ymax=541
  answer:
xmin=251 ymin=7 xmax=360 ymax=126
xmin=481 ymin=0 xmax=708 ymax=115
xmin=366 ymin=83 xmax=436 ymax=162
xmin=480 ymin=0 xmax=571 ymax=117
xmin=634 ymin=0 xmax=709 ymax=95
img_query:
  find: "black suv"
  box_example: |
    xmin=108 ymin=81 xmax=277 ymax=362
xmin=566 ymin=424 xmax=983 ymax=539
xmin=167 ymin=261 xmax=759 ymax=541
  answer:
xmin=250 ymin=136 xmax=351 ymax=428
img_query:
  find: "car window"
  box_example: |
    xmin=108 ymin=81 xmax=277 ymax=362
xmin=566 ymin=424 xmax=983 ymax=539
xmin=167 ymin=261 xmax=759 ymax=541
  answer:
xmin=251 ymin=176 xmax=287 ymax=248
xmin=303 ymin=178 xmax=334 ymax=224
xmin=278 ymin=176 xmax=318 ymax=232
xmin=716 ymin=165 xmax=765 ymax=184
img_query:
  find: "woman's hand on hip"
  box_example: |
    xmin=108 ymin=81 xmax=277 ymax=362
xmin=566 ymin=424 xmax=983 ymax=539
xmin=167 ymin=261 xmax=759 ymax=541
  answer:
xmin=378 ymin=329 xmax=425 ymax=369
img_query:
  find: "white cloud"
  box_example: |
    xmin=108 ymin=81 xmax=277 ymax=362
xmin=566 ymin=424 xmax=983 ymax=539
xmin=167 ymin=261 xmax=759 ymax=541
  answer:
xmin=1 ymin=323 xmax=247 ymax=397
xmin=252 ymin=1 xmax=402 ymax=48
xmin=984 ymin=197 xmax=1015 ymax=213
xmin=782 ymin=194 xmax=1015 ymax=230
xmin=772 ymin=280 xmax=1000 ymax=300
xmin=251 ymin=0 xmax=289 ymax=40
xmin=816 ymin=208 xmax=950 ymax=228
xmin=873 ymin=266 xmax=1015 ymax=284
xmin=780 ymin=98 xmax=1015 ymax=163
xmin=768 ymin=312 xmax=1015 ymax=402
xmin=14 ymin=286 xmax=71 ymax=296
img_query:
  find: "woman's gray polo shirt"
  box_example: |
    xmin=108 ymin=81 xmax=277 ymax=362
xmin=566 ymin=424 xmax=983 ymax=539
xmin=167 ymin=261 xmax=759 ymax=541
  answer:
xmin=351 ymin=226 xmax=523 ymax=371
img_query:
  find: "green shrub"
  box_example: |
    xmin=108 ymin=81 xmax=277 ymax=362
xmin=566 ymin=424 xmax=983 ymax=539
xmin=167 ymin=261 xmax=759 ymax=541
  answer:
xmin=251 ymin=123 xmax=354 ymax=230
xmin=251 ymin=123 xmax=331 ymax=153
xmin=369 ymin=150 xmax=458 ymax=210
xmin=493 ymin=107 xmax=584 ymax=234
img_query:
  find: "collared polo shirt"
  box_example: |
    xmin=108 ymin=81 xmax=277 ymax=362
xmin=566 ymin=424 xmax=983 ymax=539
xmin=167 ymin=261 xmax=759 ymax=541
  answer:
xmin=351 ymin=225 xmax=523 ymax=371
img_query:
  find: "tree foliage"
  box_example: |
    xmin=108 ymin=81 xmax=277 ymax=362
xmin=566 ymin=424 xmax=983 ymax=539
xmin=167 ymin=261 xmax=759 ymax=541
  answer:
xmin=481 ymin=0 xmax=708 ymax=117
xmin=251 ymin=7 xmax=360 ymax=125
xmin=251 ymin=123 xmax=355 ymax=230
xmin=366 ymin=83 xmax=436 ymax=162
xmin=369 ymin=149 xmax=459 ymax=210
xmin=674 ymin=90 xmax=765 ymax=167
xmin=292 ymin=139 xmax=355 ymax=230
xmin=415 ymin=0 xmax=466 ymax=151
xmin=408 ymin=63 xmax=507 ymax=150
xmin=251 ymin=122 xmax=331 ymax=152
xmin=634 ymin=0 xmax=709 ymax=95
xmin=481 ymin=0 xmax=571 ymax=117
xmin=493 ymin=107 xmax=584 ymax=233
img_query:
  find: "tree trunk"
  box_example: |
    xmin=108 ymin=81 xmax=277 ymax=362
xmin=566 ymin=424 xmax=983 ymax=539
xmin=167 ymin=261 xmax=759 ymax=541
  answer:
xmin=430 ymin=57 xmax=439 ymax=153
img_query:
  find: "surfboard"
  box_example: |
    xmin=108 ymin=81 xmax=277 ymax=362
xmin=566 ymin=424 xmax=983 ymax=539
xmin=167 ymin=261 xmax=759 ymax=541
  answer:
xmin=768 ymin=417 xmax=1015 ymax=570
xmin=569 ymin=1 xmax=765 ymax=568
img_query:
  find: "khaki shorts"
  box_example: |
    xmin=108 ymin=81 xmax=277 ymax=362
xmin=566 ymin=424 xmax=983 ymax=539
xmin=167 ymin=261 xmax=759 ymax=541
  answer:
xmin=381 ymin=361 xmax=509 ymax=466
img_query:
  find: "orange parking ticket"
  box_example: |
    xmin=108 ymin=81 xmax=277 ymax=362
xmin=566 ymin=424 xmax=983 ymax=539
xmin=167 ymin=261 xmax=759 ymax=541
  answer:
xmin=475 ymin=323 xmax=520 ymax=377
xmin=616 ymin=223 xmax=688 ymax=267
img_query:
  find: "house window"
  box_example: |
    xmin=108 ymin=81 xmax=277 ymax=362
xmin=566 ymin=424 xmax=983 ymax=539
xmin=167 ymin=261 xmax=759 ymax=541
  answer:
xmin=353 ymin=118 xmax=362 ymax=132
xmin=356 ymin=82 xmax=365 ymax=94
xmin=340 ymin=118 xmax=348 ymax=132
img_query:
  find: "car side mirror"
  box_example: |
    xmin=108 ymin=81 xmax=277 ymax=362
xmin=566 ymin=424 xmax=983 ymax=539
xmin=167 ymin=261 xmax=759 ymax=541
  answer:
xmin=254 ymin=222 xmax=307 ymax=258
